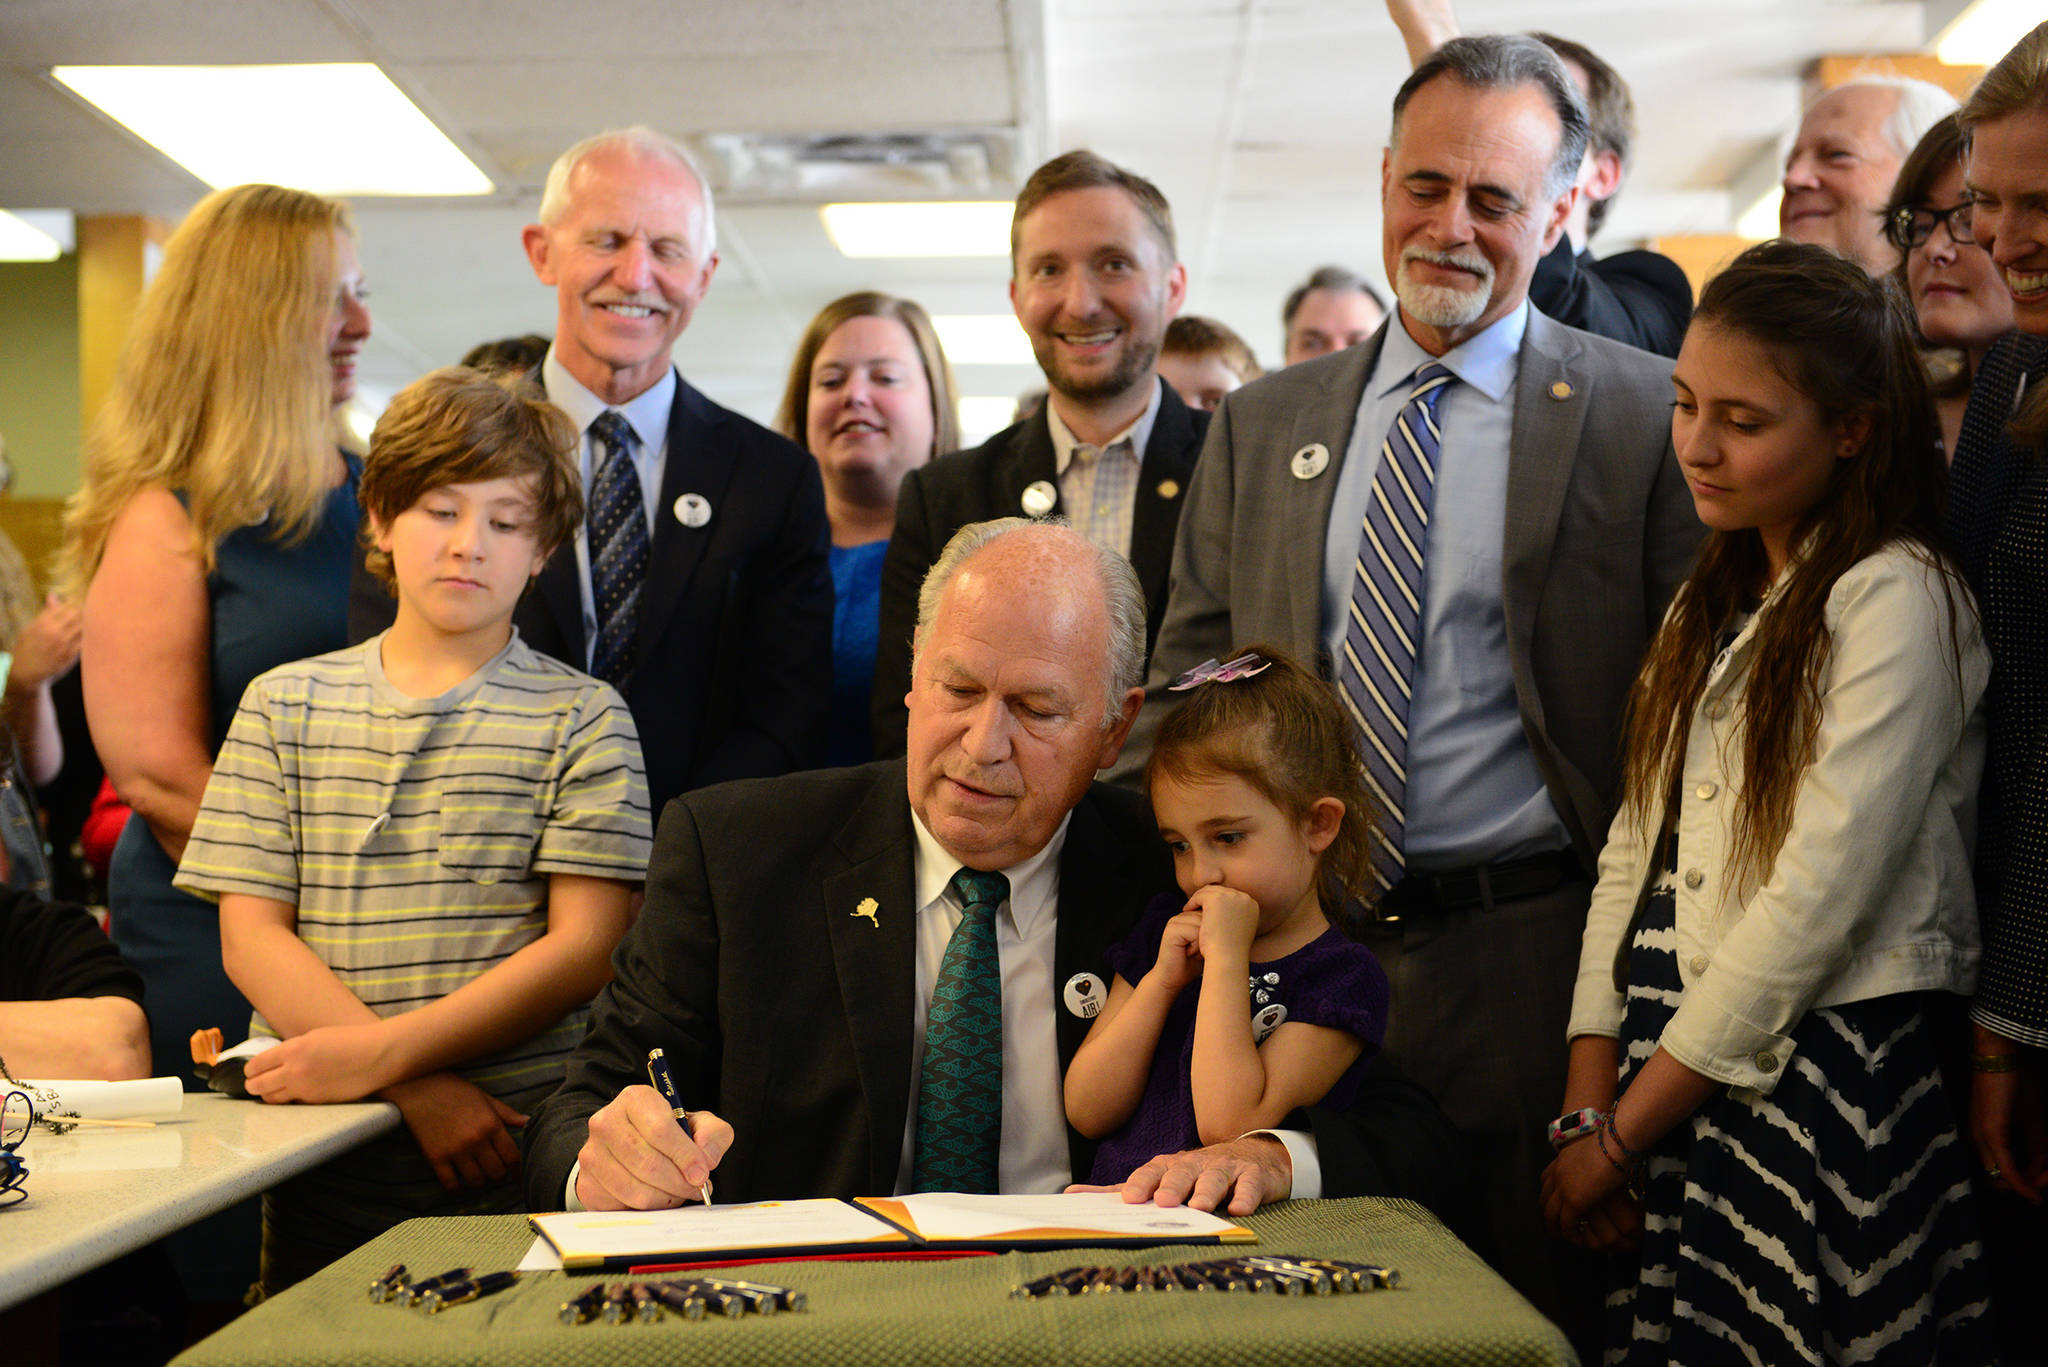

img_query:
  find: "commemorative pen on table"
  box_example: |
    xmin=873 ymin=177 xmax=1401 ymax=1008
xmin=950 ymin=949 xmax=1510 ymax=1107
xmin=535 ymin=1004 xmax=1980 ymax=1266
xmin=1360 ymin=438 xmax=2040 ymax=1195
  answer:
xmin=645 ymin=1047 xmax=713 ymax=1206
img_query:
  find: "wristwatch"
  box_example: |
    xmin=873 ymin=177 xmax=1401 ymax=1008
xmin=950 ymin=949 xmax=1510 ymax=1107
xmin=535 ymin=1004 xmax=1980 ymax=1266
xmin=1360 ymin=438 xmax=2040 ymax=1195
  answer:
xmin=1547 ymin=1107 xmax=1604 ymax=1151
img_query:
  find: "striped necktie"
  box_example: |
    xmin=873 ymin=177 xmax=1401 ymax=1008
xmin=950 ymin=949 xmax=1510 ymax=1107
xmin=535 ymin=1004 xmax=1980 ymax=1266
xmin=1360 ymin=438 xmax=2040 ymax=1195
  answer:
xmin=586 ymin=410 xmax=647 ymax=685
xmin=1337 ymin=362 xmax=1455 ymax=891
xmin=911 ymin=868 xmax=1010 ymax=1193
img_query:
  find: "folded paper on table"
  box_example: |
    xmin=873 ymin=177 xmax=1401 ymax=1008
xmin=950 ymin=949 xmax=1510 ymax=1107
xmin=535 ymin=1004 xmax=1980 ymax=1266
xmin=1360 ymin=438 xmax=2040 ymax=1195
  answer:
xmin=531 ymin=1198 xmax=911 ymax=1271
xmin=4 ymin=1077 xmax=185 ymax=1120
xmin=528 ymin=1192 xmax=1255 ymax=1271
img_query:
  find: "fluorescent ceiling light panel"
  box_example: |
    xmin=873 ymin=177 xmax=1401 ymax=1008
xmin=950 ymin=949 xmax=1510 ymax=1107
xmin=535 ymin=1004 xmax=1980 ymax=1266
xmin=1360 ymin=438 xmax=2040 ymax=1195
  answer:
xmin=1935 ymin=0 xmax=2039 ymax=66
xmin=821 ymin=202 xmax=1012 ymax=258
xmin=0 ymin=210 xmax=70 ymax=261
xmin=933 ymin=315 xmax=1036 ymax=367
xmin=51 ymin=64 xmax=492 ymax=197
xmin=1735 ymin=187 xmax=1781 ymax=241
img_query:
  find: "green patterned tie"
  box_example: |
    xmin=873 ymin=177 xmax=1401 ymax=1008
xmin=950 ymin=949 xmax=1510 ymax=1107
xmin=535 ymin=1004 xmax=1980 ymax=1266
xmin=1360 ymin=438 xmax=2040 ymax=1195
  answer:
xmin=911 ymin=868 xmax=1010 ymax=1193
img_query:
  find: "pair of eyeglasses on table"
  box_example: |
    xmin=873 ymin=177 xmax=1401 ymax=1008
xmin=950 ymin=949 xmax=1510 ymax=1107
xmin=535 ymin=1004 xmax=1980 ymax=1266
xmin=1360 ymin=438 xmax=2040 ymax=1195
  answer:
xmin=1 ymin=1088 xmax=31 ymax=1206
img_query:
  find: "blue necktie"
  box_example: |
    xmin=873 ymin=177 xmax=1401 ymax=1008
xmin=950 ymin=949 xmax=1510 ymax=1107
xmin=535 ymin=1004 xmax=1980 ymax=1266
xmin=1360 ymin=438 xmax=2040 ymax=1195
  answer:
xmin=1338 ymin=362 xmax=1455 ymax=891
xmin=586 ymin=411 xmax=647 ymax=685
xmin=911 ymin=868 xmax=1009 ymax=1193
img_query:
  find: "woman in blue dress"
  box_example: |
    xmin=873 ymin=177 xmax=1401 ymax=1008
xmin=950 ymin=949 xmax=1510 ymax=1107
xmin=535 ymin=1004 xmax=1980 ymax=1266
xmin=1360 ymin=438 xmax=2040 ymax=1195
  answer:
xmin=59 ymin=184 xmax=370 ymax=1087
xmin=776 ymin=292 xmax=959 ymax=765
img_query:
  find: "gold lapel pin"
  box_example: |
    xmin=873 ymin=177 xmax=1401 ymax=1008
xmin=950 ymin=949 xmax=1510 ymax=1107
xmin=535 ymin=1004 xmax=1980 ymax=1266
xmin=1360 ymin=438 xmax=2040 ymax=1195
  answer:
xmin=1548 ymin=380 xmax=1573 ymax=401
xmin=1155 ymin=479 xmax=1180 ymax=500
xmin=852 ymin=897 xmax=880 ymax=929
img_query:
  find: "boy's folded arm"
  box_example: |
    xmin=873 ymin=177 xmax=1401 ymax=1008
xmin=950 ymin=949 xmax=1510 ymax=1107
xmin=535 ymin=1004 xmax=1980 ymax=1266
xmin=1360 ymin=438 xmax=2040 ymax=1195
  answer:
xmin=222 ymin=875 xmax=634 ymax=1102
xmin=371 ymin=872 xmax=636 ymax=1084
xmin=221 ymin=892 xmax=403 ymax=1102
xmin=219 ymin=892 xmax=383 ymax=1036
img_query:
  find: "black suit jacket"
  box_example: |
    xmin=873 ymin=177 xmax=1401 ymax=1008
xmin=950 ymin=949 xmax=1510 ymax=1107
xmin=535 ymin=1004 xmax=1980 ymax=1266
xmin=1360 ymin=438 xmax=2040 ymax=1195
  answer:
xmin=349 ymin=370 xmax=833 ymax=814
xmin=523 ymin=760 xmax=1471 ymax=1212
xmin=869 ymin=381 xmax=1208 ymax=756
xmin=1528 ymin=236 xmax=1692 ymax=359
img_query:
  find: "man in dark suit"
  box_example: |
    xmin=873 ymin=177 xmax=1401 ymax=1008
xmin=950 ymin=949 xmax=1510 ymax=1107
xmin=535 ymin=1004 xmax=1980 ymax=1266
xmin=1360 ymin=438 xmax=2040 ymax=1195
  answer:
xmin=1523 ymin=32 xmax=1691 ymax=357
xmin=526 ymin=520 xmax=1465 ymax=1215
xmin=354 ymin=127 xmax=831 ymax=814
xmin=1120 ymin=36 xmax=1700 ymax=1335
xmin=871 ymin=151 xmax=1206 ymax=758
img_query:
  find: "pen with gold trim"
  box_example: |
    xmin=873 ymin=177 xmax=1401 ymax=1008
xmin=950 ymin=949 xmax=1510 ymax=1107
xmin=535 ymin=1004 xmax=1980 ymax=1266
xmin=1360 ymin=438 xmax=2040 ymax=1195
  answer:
xmin=645 ymin=1047 xmax=713 ymax=1206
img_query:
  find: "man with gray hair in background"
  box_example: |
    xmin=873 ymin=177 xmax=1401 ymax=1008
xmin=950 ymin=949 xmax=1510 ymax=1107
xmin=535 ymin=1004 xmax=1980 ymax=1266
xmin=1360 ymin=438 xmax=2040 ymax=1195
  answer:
xmin=1781 ymin=74 xmax=1960 ymax=274
xmin=527 ymin=518 xmax=1465 ymax=1217
xmin=1281 ymin=265 xmax=1389 ymax=365
xmin=514 ymin=125 xmax=832 ymax=812
xmin=1124 ymin=33 xmax=1700 ymax=1338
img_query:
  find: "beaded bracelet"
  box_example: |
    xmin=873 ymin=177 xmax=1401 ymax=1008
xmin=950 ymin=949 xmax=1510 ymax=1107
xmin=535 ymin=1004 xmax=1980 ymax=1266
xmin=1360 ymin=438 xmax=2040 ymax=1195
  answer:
xmin=1597 ymin=1110 xmax=1646 ymax=1163
xmin=1593 ymin=1119 xmax=1646 ymax=1200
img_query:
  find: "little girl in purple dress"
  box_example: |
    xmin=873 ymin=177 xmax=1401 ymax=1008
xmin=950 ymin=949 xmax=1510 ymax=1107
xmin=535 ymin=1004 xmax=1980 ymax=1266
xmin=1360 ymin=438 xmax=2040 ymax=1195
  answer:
xmin=1065 ymin=646 xmax=1390 ymax=1183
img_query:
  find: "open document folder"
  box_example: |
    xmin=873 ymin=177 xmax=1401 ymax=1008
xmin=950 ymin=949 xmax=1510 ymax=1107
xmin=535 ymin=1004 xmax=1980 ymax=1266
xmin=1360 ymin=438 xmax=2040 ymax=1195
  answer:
xmin=529 ymin=1191 xmax=1258 ymax=1271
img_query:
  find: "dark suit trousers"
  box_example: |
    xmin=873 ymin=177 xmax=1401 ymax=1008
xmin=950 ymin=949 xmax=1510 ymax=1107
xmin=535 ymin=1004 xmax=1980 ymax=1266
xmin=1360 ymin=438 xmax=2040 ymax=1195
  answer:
xmin=1358 ymin=878 xmax=1597 ymax=1340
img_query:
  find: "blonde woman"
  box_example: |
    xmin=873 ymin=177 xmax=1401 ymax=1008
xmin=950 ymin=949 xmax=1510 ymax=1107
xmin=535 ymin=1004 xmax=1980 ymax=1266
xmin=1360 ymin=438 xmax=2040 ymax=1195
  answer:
xmin=60 ymin=184 xmax=370 ymax=1085
xmin=775 ymin=291 xmax=957 ymax=764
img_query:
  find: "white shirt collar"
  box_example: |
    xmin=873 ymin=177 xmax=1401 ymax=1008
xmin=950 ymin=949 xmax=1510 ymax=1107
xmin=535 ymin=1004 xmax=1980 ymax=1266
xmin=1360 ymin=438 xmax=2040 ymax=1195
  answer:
xmin=1045 ymin=376 xmax=1163 ymax=478
xmin=540 ymin=349 xmax=677 ymax=450
xmin=909 ymin=806 xmax=1070 ymax=939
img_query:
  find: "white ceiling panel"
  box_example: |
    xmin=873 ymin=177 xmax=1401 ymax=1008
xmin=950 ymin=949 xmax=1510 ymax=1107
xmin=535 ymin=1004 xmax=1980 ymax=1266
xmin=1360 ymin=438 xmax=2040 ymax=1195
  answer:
xmin=0 ymin=0 xmax=1995 ymax=436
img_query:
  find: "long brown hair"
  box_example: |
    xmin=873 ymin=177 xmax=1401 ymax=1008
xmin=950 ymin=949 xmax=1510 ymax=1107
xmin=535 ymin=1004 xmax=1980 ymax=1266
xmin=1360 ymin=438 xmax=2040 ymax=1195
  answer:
xmin=1620 ymin=240 xmax=1959 ymax=891
xmin=1145 ymin=645 xmax=1380 ymax=934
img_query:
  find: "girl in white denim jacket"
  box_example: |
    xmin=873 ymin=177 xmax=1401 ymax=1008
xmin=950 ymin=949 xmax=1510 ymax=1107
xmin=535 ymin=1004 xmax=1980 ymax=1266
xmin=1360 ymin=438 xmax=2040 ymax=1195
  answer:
xmin=1538 ymin=242 xmax=1997 ymax=1365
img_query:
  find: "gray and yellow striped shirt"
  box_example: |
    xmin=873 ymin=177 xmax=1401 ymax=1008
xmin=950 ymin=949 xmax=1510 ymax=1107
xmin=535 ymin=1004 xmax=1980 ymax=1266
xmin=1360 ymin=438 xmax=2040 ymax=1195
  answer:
xmin=177 ymin=631 xmax=652 ymax=1110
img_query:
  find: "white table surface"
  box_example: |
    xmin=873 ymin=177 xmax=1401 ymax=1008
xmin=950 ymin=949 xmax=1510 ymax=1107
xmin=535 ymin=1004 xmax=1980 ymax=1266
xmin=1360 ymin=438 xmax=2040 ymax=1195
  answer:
xmin=0 ymin=1092 xmax=398 ymax=1311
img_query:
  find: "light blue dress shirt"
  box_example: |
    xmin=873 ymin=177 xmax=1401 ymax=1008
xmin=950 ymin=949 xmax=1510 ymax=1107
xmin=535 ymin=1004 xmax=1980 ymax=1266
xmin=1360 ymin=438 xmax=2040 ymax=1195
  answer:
xmin=1319 ymin=305 xmax=1570 ymax=869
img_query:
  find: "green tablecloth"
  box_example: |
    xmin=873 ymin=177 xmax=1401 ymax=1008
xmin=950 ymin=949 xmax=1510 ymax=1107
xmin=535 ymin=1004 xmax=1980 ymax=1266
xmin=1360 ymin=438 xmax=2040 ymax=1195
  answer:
xmin=171 ymin=1198 xmax=1578 ymax=1367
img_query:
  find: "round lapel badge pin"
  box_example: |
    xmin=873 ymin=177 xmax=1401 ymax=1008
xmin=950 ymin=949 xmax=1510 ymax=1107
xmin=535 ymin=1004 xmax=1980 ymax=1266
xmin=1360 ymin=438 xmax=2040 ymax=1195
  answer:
xmin=674 ymin=493 xmax=712 ymax=528
xmin=1020 ymin=480 xmax=1057 ymax=517
xmin=1290 ymin=444 xmax=1330 ymax=480
xmin=1252 ymin=1003 xmax=1288 ymax=1044
xmin=1063 ymin=972 xmax=1107 ymax=1019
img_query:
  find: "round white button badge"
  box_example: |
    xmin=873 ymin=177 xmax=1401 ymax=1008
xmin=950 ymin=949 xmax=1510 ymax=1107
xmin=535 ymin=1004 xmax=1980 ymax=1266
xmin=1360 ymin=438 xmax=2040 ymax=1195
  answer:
xmin=1252 ymin=1003 xmax=1288 ymax=1043
xmin=1063 ymin=972 xmax=1107 ymax=1019
xmin=1290 ymin=444 xmax=1330 ymax=480
xmin=1021 ymin=480 xmax=1057 ymax=517
xmin=674 ymin=493 xmax=712 ymax=528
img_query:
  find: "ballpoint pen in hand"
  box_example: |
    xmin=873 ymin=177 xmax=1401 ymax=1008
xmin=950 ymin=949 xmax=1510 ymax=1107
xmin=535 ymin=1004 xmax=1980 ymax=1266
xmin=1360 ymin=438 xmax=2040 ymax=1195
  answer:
xmin=646 ymin=1047 xmax=714 ymax=1206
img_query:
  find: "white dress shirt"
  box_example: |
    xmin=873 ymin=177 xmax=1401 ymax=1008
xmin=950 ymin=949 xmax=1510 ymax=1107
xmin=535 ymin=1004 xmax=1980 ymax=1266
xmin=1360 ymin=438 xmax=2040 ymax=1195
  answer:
xmin=899 ymin=808 xmax=1073 ymax=1192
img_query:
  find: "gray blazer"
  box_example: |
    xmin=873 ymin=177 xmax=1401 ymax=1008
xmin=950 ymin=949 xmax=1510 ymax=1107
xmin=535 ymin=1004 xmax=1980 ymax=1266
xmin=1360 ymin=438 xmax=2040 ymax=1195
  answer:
xmin=1118 ymin=310 xmax=1702 ymax=865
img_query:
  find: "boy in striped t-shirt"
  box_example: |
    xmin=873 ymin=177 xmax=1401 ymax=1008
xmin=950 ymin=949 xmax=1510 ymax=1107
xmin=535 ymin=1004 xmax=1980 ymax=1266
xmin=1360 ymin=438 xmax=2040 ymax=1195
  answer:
xmin=178 ymin=367 xmax=652 ymax=1293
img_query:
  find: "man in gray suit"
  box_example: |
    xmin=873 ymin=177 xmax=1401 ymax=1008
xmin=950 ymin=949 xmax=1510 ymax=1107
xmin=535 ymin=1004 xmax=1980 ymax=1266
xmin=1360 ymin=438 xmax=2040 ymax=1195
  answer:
xmin=1122 ymin=35 xmax=1700 ymax=1331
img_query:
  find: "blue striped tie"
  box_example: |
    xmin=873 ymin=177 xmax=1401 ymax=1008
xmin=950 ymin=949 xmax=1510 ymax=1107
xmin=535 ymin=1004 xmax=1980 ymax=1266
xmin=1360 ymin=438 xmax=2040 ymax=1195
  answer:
xmin=1338 ymin=362 xmax=1455 ymax=891
xmin=912 ymin=868 xmax=1009 ymax=1193
xmin=586 ymin=411 xmax=647 ymax=685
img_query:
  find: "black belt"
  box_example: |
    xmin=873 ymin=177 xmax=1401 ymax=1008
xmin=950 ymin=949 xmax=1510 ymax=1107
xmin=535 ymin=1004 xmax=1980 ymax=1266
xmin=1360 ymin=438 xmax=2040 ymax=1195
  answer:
xmin=1372 ymin=850 xmax=1584 ymax=921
